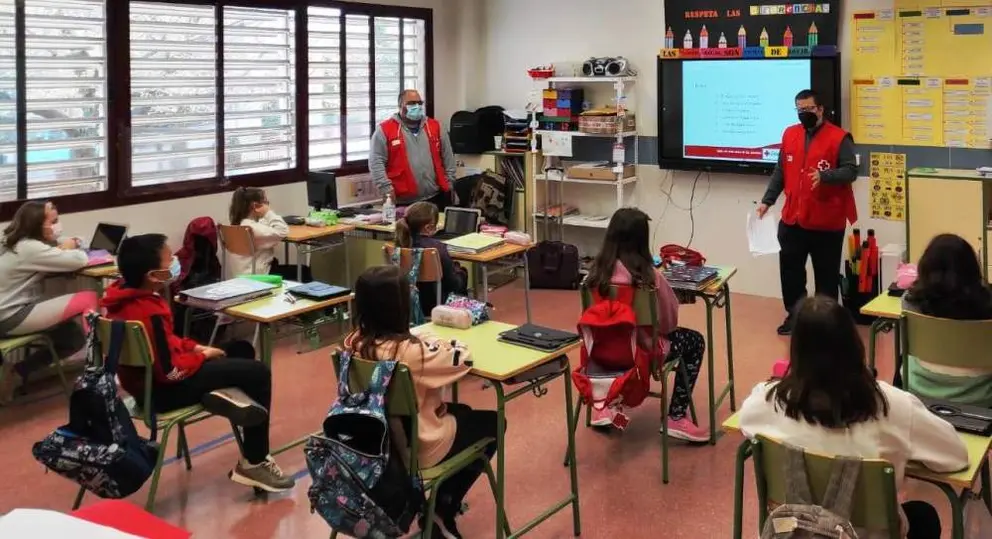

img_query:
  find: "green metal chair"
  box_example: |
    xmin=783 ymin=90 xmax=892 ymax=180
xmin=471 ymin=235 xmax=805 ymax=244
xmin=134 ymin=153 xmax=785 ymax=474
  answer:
xmin=330 ymin=352 xmax=509 ymax=539
xmin=902 ymin=310 xmax=992 ymax=394
xmin=0 ymin=332 xmax=70 ymax=401
xmin=751 ymin=434 xmax=902 ymax=538
xmin=564 ymin=284 xmax=698 ymax=484
xmin=72 ymin=318 xmax=235 ymax=512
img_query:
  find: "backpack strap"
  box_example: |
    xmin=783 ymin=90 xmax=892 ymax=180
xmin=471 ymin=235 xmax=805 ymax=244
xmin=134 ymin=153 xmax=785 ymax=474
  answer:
xmin=818 ymin=456 xmax=861 ymax=521
xmin=368 ymin=360 xmax=398 ymax=404
xmin=782 ymin=443 xmax=815 ymax=505
xmin=84 ymin=311 xmax=103 ymax=368
xmin=148 ymin=315 xmax=175 ymax=378
xmin=336 ymin=350 xmax=356 ymax=400
xmin=104 ymin=320 xmax=126 ymax=375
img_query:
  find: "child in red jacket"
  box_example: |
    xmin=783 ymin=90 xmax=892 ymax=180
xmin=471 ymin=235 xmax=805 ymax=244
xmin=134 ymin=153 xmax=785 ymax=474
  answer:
xmin=102 ymin=233 xmax=294 ymax=493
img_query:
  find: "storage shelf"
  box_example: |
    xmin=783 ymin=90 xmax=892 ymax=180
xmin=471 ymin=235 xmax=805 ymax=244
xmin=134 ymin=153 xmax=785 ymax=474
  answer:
xmin=534 ymin=130 xmax=637 ymax=138
xmin=535 ymin=175 xmax=637 ymax=186
xmin=533 ymin=212 xmax=612 ymax=229
xmin=547 ymin=76 xmax=636 ymax=84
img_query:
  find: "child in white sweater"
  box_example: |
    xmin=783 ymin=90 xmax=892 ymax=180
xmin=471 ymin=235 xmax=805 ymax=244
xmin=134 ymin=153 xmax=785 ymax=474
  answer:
xmin=739 ymin=296 xmax=967 ymax=539
xmin=225 ymin=187 xmax=289 ymax=278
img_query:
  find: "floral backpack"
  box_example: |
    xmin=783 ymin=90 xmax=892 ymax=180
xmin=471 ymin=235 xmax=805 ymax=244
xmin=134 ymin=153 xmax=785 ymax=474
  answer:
xmin=305 ymin=351 xmax=423 ymax=538
xmin=391 ymin=248 xmax=424 ymax=326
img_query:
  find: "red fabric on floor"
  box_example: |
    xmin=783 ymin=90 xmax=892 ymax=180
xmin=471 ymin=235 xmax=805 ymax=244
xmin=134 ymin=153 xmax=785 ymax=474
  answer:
xmin=73 ymin=500 xmax=191 ymax=539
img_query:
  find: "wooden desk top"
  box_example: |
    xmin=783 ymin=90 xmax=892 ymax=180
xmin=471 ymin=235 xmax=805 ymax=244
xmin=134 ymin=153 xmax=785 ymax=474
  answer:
xmin=285 ymin=224 xmax=355 ymax=243
xmin=860 ymin=293 xmax=902 ymax=320
xmin=722 ymin=412 xmax=992 ymax=490
xmin=79 ymin=263 xmax=119 ymax=279
xmin=412 ymin=321 xmax=579 ymax=381
xmin=223 ymin=285 xmax=353 ymax=324
xmin=449 ymin=242 xmax=531 ymax=263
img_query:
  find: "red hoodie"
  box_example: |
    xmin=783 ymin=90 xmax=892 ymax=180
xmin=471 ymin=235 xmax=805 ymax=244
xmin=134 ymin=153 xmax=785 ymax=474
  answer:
xmin=101 ymin=280 xmax=206 ymax=397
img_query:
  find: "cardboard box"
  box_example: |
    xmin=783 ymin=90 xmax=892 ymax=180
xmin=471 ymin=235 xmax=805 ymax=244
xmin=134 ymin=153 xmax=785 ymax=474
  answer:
xmin=566 ymin=162 xmax=635 ymax=181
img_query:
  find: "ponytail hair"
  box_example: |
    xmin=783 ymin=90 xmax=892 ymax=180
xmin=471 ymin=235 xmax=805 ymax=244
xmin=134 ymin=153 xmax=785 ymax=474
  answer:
xmin=229 ymin=186 xmax=266 ymax=224
xmin=393 ymin=201 xmax=439 ymax=248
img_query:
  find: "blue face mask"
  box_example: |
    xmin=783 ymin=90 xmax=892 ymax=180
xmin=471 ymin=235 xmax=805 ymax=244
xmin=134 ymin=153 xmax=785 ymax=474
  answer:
xmin=168 ymin=256 xmax=181 ymax=279
xmin=405 ymin=104 xmax=425 ymax=121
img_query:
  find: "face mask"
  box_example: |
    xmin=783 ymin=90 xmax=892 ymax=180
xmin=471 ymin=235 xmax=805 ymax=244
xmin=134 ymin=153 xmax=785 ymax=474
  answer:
xmin=168 ymin=256 xmax=181 ymax=279
xmin=798 ymin=111 xmax=819 ymax=129
xmin=405 ymin=104 xmax=425 ymax=121
xmin=50 ymin=222 xmax=63 ymax=238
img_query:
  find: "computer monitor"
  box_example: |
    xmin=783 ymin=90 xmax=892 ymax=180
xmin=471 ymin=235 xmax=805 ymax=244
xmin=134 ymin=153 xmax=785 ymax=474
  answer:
xmin=307 ymin=170 xmax=337 ymax=210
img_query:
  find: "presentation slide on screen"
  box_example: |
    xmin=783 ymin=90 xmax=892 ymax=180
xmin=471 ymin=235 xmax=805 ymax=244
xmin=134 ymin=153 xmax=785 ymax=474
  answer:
xmin=682 ymin=59 xmax=810 ymax=163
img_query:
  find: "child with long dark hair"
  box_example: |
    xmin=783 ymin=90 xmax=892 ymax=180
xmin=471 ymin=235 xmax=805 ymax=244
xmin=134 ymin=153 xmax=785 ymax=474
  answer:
xmin=344 ymin=265 xmax=495 ymax=538
xmin=226 ymin=187 xmax=289 ymax=278
xmin=904 ymin=233 xmax=992 ymax=405
xmin=394 ymin=201 xmax=468 ymax=315
xmin=584 ymin=207 xmax=708 ymax=442
xmin=739 ymin=296 xmax=967 ymax=539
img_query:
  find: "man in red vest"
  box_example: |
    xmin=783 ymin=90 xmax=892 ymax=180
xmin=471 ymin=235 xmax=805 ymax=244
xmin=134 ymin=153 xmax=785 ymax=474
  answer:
xmin=756 ymin=89 xmax=858 ymax=335
xmin=370 ymin=89 xmax=456 ymax=209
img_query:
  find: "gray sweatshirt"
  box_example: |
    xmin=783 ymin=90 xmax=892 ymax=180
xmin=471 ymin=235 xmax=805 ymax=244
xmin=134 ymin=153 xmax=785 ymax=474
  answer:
xmin=369 ymin=114 xmax=457 ymax=204
xmin=0 ymin=239 xmax=88 ymax=323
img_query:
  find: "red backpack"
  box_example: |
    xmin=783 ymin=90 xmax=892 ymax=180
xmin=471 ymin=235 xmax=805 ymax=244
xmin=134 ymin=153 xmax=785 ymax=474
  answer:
xmin=571 ymin=286 xmax=652 ymax=429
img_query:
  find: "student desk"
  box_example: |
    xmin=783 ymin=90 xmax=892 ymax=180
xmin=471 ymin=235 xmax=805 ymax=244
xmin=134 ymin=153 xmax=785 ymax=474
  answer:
xmin=78 ymin=262 xmax=118 ymax=296
xmin=670 ymin=265 xmax=738 ymax=444
xmin=412 ymin=321 xmax=581 ymax=539
xmin=450 ymin=242 xmax=532 ymax=319
xmin=283 ymin=223 xmax=355 ymax=285
xmin=722 ymin=412 xmax=992 ymax=539
xmin=860 ymin=293 xmax=903 ymax=373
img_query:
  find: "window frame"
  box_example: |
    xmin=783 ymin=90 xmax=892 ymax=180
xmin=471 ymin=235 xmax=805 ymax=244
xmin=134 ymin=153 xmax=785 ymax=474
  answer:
xmin=0 ymin=0 xmax=434 ymax=220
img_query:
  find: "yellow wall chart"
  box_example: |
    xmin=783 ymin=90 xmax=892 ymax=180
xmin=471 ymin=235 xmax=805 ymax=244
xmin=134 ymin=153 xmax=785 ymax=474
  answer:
xmin=869 ymin=152 xmax=907 ymax=221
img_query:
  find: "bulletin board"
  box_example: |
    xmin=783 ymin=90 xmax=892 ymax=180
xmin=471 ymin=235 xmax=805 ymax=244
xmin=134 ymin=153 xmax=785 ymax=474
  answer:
xmin=850 ymin=5 xmax=992 ymax=149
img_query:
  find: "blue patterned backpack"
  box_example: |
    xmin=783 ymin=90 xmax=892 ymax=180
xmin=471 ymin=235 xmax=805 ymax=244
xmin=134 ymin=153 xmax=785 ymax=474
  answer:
xmin=391 ymin=247 xmax=425 ymax=326
xmin=305 ymin=351 xmax=423 ymax=538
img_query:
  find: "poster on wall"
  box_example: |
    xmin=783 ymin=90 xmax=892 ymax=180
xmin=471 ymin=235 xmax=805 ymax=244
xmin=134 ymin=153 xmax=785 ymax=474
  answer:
xmin=663 ymin=1 xmax=840 ymax=55
xmin=868 ymin=152 xmax=907 ymax=221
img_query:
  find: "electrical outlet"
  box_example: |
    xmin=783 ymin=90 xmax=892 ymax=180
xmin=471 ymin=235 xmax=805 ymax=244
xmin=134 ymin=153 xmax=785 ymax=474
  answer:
xmin=855 ymin=153 xmax=861 ymax=167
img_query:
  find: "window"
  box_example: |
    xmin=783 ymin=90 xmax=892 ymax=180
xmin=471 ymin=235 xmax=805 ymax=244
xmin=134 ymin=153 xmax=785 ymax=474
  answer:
xmin=0 ymin=0 xmax=15 ymax=201
xmin=307 ymin=7 xmax=430 ymax=169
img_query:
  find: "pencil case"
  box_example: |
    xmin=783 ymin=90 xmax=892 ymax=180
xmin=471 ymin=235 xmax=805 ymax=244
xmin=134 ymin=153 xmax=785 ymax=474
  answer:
xmin=504 ymin=231 xmax=531 ymax=245
xmin=431 ymin=306 xmax=473 ymax=329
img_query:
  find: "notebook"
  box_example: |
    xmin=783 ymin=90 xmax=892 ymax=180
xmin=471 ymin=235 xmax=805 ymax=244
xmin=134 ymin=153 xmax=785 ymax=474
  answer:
xmin=178 ymin=278 xmax=277 ymax=310
xmin=286 ymin=281 xmax=351 ymax=301
xmin=443 ymin=233 xmax=505 ymax=255
xmin=661 ymin=264 xmax=720 ymax=291
xmin=85 ymin=249 xmax=114 ymax=267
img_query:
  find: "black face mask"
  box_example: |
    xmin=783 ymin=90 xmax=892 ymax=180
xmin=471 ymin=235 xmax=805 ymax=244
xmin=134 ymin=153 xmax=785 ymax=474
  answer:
xmin=798 ymin=111 xmax=819 ymax=129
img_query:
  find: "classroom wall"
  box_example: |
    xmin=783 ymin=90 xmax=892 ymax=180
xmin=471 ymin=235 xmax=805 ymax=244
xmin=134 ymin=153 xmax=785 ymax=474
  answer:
xmin=473 ymin=0 xmax=911 ymax=298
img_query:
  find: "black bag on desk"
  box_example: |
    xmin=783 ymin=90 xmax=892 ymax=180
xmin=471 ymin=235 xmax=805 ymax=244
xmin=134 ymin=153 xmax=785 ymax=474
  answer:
xmin=527 ymin=241 xmax=580 ymax=290
xmin=499 ymin=324 xmax=579 ymax=351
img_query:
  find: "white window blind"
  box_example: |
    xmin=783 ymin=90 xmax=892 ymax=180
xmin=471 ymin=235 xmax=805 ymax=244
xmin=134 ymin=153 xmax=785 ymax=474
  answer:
xmin=223 ymin=6 xmax=295 ymax=177
xmin=129 ymin=2 xmax=216 ymax=187
xmin=308 ymin=6 xmax=341 ymax=170
xmin=0 ymin=0 xmax=15 ymax=201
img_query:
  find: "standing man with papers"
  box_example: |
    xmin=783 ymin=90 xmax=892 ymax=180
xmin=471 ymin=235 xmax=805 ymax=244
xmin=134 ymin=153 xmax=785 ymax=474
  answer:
xmin=756 ymin=89 xmax=858 ymax=335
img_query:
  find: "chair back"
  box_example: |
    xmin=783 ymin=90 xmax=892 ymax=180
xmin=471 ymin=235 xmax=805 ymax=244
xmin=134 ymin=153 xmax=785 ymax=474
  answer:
xmin=331 ymin=350 xmax=421 ymax=469
xmin=218 ymin=224 xmax=257 ymax=274
xmin=95 ymin=317 xmax=158 ymax=425
xmin=904 ymin=310 xmax=992 ymax=369
xmin=384 ymin=245 xmax=444 ymax=311
xmin=752 ymin=434 xmax=901 ymax=537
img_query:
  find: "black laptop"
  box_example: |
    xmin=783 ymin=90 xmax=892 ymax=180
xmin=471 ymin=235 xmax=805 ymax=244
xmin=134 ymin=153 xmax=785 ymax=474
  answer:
xmin=287 ymin=281 xmax=351 ymax=301
xmin=88 ymin=223 xmax=128 ymax=255
xmin=919 ymin=396 xmax=992 ymax=435
xmin=433 ymin=207 xmax=482 ymax=241
xmin=498 ymin=324 xmax=580 ymax=352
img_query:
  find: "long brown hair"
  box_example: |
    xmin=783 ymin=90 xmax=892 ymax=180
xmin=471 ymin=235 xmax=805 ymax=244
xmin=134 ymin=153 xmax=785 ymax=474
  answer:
xmin=3 ymin=201 xmax=51 ymax=251
xmin=905 ymin=233 xmax=992 ymax=320
xmin=229 ymin=186 xmax=266 ymax=225
xmin=394 ymin=201 xmax=439 ymax=248
xmin=768 ymin=296 xmax=888 ymax=428
xmin=585 ymin=208 xmax=655 ymax=295
xmin=351 ymin=265 xmax=419 ymax=362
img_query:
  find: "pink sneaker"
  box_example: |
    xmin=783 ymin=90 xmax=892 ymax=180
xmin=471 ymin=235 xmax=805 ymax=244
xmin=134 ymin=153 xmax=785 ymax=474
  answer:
xmin=664 ymin=417 xmax=710 ymax=443
xmin=590 ymin=404 xmax=613 ymax=427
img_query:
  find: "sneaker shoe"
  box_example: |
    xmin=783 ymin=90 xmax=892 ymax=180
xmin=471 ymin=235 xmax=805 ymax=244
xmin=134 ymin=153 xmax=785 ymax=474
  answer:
xmin=436 ymin=513 xmax=463 ymax=539
xmin=419 ymin=514 xmax=460 ymax=539
xmin=202 ymin=388 xmax=268 ymax=427
xmin=776 ymin=315 xmax=794 ymax=336
xmin=229 ymin=456 xmax=295 ymax=492
xmin=590 ymin=404 xmax=613 ymax=427
xmin=664 ymin=417 xmax=710 ymax=443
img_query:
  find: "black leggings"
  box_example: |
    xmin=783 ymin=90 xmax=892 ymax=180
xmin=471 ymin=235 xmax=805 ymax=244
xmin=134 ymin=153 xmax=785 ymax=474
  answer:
xmin=434 ymin=403 xmax=499 ymax=514
xmin=667 ymin=327 xmax=705 ymax=420
xmin=903 ymin=500 xmax=940 ymax=539
xmin=151 ymin=341 xmax=272 ymax=464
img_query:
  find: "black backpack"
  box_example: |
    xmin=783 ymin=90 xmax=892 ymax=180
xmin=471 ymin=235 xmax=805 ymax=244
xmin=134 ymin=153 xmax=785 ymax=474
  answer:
xmin=32 ymin=312 xmax=159 ymax=499
xmin=449 ymin=106 xmax=505 ymax=154
xmin=527 ymin=241 xmax=581 ymax=290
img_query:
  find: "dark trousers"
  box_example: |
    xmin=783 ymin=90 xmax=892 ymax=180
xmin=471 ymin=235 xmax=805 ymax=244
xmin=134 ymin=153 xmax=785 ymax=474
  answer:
xmin=435 ymin=403 xmax=499 ymax=513
xmin=778 ymin=221 xmax=845 ymax=314
xmin=425 ymin=190 xmax=452 ymax=212
xmin=903 ymin=500 xmax=940 ymax=539
xmin=151 ymin=341 xmax=272 ymax=464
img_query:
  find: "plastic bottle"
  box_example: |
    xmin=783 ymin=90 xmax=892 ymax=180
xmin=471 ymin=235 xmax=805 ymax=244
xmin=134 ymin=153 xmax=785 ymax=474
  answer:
xmin=383 ymin=194 xmax=396 ymax=224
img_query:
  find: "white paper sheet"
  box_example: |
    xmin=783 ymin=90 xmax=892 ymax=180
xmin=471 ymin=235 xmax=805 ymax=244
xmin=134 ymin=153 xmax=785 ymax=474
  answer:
xmin=746 ymin=211 xmax=780 ymax=257
xmin=541 ymin=132 xmax=573 ymax=157
xmin=0 ymin=509 xmax=143 ymax=539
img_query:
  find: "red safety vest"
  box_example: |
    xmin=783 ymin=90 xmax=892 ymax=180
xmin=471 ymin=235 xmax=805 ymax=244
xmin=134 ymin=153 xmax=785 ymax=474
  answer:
xmin=380 ymin=117 xmax=450 ymax=200
xmin=780 ymin=121 xmax=857 ymax=231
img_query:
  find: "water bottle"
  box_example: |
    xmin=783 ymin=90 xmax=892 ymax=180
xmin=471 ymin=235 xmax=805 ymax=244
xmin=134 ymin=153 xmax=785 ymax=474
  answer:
xmin=383 ymin=194 xmax=396 ymax=224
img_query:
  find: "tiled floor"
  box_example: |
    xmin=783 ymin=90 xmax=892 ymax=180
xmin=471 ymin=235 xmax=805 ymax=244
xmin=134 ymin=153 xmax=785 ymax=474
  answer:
xmin=0 ymin=283 xmax=951 ymax=538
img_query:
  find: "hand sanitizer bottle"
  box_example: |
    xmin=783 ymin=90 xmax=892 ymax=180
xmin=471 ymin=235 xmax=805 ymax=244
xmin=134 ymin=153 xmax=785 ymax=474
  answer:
xmin=383 ymin=194 xmax=396 ymax=224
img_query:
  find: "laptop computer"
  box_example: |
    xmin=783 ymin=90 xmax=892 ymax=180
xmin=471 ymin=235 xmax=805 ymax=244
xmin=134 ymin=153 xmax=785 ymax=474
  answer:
xmin=88 ymin=223 xmax=128 ymax=255
xmin=286 ymin=281 xmax=351 ymax=301
xmin=919 ymin=396 xmax=992 ymax=435
xmin=433 ymin=207 xmax=481 ymax=240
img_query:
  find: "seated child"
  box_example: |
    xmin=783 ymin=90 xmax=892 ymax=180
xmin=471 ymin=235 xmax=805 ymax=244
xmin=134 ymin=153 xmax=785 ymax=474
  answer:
xmin=740 ymin=296 xmax=966 ymax=539
xmin=345 ymin=265 xmax=494 ymax=538
xmin=583 ymin=207 xmax=708 ymax=442
xmin=0 ymin=201 xmax=97 ymax=381
xmin=226 ymin=187 xmax=291 ymax=279
xmin=394 ymin=201 xmax=468 ymax=315
xmin=102 ymin=233 xmax=294 ymax=493
xmin=903 ymin=233 xmax=992 ymax=406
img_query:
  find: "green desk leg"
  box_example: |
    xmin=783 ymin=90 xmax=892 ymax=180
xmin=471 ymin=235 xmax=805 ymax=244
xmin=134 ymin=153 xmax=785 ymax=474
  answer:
xmin=703 ymin=284 xmax=735 ymax=445
xmin=732 ymin=439 xmax=752 ymax=539
xmin=724 ymin=284 xmax=737 ymax=412
xmin=493 ymin=382 xmax=508 ymax=539
xmin=260 ymin=323 xmax=274 ymax=368
xmin=563 ymin=368 xmax=581 ymax=537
